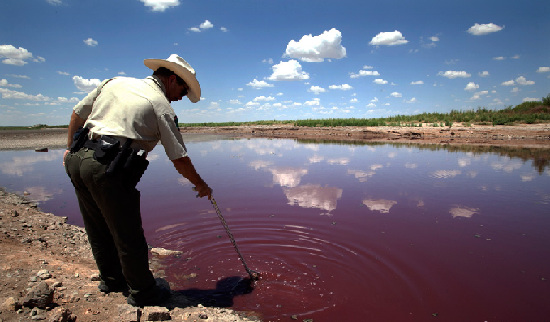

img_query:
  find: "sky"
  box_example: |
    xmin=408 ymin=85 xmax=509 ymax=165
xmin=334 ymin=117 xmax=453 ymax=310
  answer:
xmin=0 ymin=0 xmax=549 ymax=126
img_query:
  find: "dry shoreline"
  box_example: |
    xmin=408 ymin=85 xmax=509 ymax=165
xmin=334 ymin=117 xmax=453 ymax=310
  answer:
xmin=0 ymin=124 xmax=549 ymax=321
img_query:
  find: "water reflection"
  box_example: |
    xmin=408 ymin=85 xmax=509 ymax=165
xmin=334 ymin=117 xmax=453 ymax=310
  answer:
xmin=284 ymin=184 xmax=342 ymax=212
xmin=0 ymin=149 xmax=64 ymax=176
xmin=268 ymin=167 xmax=308 ymax=188
xmin=449 ymin=205 xmax=480 ymax=218
xmin=362 ymin=198 xmax=397 ymax=213
xmin=1 ymin=138 xmax=549 ymax=321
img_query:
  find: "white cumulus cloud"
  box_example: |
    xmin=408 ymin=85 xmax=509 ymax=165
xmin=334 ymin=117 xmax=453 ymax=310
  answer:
xmin=501 ymin=76 xmax=535 ymax=86
xmin=467 ymin=23 xmax=504 ymax=35
xmin=373 ymin=79 xmax=388 ymax=85
xmin=268 ymin=60 xmax=310 ymax=81
xmin=247 ymin=79 xmax=274 ymax=89
xmin=515 ymin=76 xmax=535 ymax=85
xmin=308 ymin=86 xmax=326 ymax=94
xmin=470 ymin=91 xmax=489 ymax=100
xmin=200 ymin=20 xmax=213 ymax=29
xmin=189 ymin=20 xmax=214 ymax=32
xmin=72 ymin=76 xmax=102 ymax=92
xmin=0 ymin=88 xmax=50 ymax=101
xmin=438 ymin=71 xmax=471 ymax=79
xmin=0 ymin=79 xmax=21 ymax=88
xmin=329 ymin=84 xmax=353 ymax=91
xmin=410 ymin=80 xmax=424 ymax=85
xmin=350 ymin=69 xmax=380 ymax=79
xmin=83 ymin=38 xmax=98 ymax=47
xmin=0 ymin=45 xmax=36 ymax=66
xmin=140 ymin=0 xmax=180 ymax=12
xmin=253 ymin=96 xmax=275 ymax=102
xmin=369 ymin=30 xmax=408 ymax=46
xmin=304 ymin=98 xmax=321 ymax=106
xmin=537 ymin=67 xmax=550 ymax=73
xmin=390 ymin=92 xmax=402 ymax=97
xmin=284 ymin=28 xmax=346 ymax=62
xmin=464 ymin=82 xmax=479 ymax=91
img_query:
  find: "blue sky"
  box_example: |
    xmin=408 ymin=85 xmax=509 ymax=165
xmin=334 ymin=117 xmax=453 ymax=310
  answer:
xmin=1 ymin=0 xmax=549 ymax=126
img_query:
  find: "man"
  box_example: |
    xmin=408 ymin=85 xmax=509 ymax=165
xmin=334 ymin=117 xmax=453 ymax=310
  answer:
xmin=64 ymin=54 xmax=212 ymax=307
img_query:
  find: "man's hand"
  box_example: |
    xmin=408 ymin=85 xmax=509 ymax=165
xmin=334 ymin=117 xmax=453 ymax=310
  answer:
xmin=194 ymin=182 xmax=213 ymax=200
xmin=63 ymin=149 xmax=70 ymax=166
xmin=172 ymin=156 xmax=211 ymax=199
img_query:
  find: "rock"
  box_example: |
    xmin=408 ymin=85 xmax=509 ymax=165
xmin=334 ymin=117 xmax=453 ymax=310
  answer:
xmin=23 ymin=281 xmax=54 ymax=309
xmin=150 ymin=247 xmax=183 ymax=256
xmin=49 ymin=307 xmax=77 ymax=322
xmin=37 ymin=269 xmax=52 ymax=280
xmin=2 ymin=296 xmax=21 ymax=311
xmin=35 ymin=147 xmax=48 ymax=152
xmin=51 ymin=281 xmax=63 ymax=288
xmin=142 ymin=306 xmax=171 ymax=321
xmin=117 ymin=304 xmax=140 ymax=322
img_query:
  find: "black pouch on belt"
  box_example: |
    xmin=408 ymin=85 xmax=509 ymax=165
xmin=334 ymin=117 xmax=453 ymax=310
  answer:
xmin=69 ymin=127 xmax=90 ymax=153
xmin=123 ymin=149 xmax=149 ymax=185
xmin=93 ymin=136 xmax=120 ymax=164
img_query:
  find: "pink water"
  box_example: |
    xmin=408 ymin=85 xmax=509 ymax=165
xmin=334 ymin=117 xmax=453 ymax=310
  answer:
xmin=1 ymin=137 xmax=549 ymax=321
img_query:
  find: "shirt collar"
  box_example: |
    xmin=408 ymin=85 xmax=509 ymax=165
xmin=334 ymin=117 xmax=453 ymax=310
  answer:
xmin=148 ymin=75 xmax=167 ymax=96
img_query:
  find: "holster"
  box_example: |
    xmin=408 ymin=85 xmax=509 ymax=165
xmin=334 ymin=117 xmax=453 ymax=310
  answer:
xmin=69 ymin=127 xmax=90 ymax=153
xmin=122 ymin=149 xmax=149 ymax=186
xmin=102 ymin=137 xmax=149 ymax=186
xmin=89 ymin=135 xmax=120 ymax=164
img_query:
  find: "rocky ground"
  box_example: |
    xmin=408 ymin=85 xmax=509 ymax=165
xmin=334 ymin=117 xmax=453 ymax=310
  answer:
xmin=0 ymin=124 xmax=548 ymax=321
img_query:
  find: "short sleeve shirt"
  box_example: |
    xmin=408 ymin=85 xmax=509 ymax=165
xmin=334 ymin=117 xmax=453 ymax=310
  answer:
xmin=73 ymin=76 xmax=187 ymax=160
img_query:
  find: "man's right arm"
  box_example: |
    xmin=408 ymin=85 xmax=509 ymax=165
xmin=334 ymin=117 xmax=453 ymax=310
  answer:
xmin=171 ymin=156 xmax=212 ymax=199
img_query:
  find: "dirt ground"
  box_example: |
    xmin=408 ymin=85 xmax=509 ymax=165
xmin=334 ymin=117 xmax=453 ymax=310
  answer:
xmin=0 ymin=124 xmax=549 ymax=321
xmin=178 ymin=122 xmax=550 ymax=149
xmin=1 ymin=123 xmax=549 ymax=150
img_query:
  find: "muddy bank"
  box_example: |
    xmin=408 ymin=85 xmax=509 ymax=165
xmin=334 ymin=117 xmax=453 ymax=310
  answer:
xmin=179 ymin=123 xmax=550 ymax=148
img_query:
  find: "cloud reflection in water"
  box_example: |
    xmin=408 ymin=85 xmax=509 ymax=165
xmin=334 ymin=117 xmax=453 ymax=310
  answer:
xmin=284 ymin=184 xmax=343 ymax=212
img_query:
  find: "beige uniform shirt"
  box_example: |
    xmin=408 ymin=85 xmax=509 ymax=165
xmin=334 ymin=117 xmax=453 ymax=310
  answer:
xmin=73 ymin=76 xmax=188 ymax=160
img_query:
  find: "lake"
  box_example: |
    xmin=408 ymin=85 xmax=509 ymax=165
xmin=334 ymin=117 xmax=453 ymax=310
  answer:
xmin=1 ymin=136 xmax=549 ymax=321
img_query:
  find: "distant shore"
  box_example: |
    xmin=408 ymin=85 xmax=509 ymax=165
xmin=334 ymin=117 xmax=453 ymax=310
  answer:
xmin=1 ymin=123 xmax=549 ymax=150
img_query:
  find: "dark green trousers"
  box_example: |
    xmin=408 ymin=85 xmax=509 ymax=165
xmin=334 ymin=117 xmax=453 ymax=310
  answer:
xmin=65 ymin=148 xmax=155 ymax=295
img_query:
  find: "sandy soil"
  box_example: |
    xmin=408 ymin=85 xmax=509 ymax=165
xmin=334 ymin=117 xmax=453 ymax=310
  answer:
xmin=0 ymin=124 xmax=548 ymax=321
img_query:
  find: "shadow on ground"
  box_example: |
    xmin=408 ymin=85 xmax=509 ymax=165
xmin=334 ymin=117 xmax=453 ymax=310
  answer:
xmin=164 ymin=276 xmax=256 ymax=309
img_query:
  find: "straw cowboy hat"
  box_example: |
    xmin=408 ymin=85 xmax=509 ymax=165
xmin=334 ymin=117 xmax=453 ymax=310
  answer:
xmin=144 ymin=54 xmax=201 ymax=103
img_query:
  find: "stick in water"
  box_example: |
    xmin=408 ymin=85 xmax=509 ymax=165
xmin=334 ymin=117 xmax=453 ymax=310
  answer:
xmin=193 ymin=188 xmax=260 ymax=280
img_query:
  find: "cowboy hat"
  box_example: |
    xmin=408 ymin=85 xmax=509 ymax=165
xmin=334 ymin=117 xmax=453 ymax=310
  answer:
xmin=144 ymin=54 xmax=201 ymax=103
